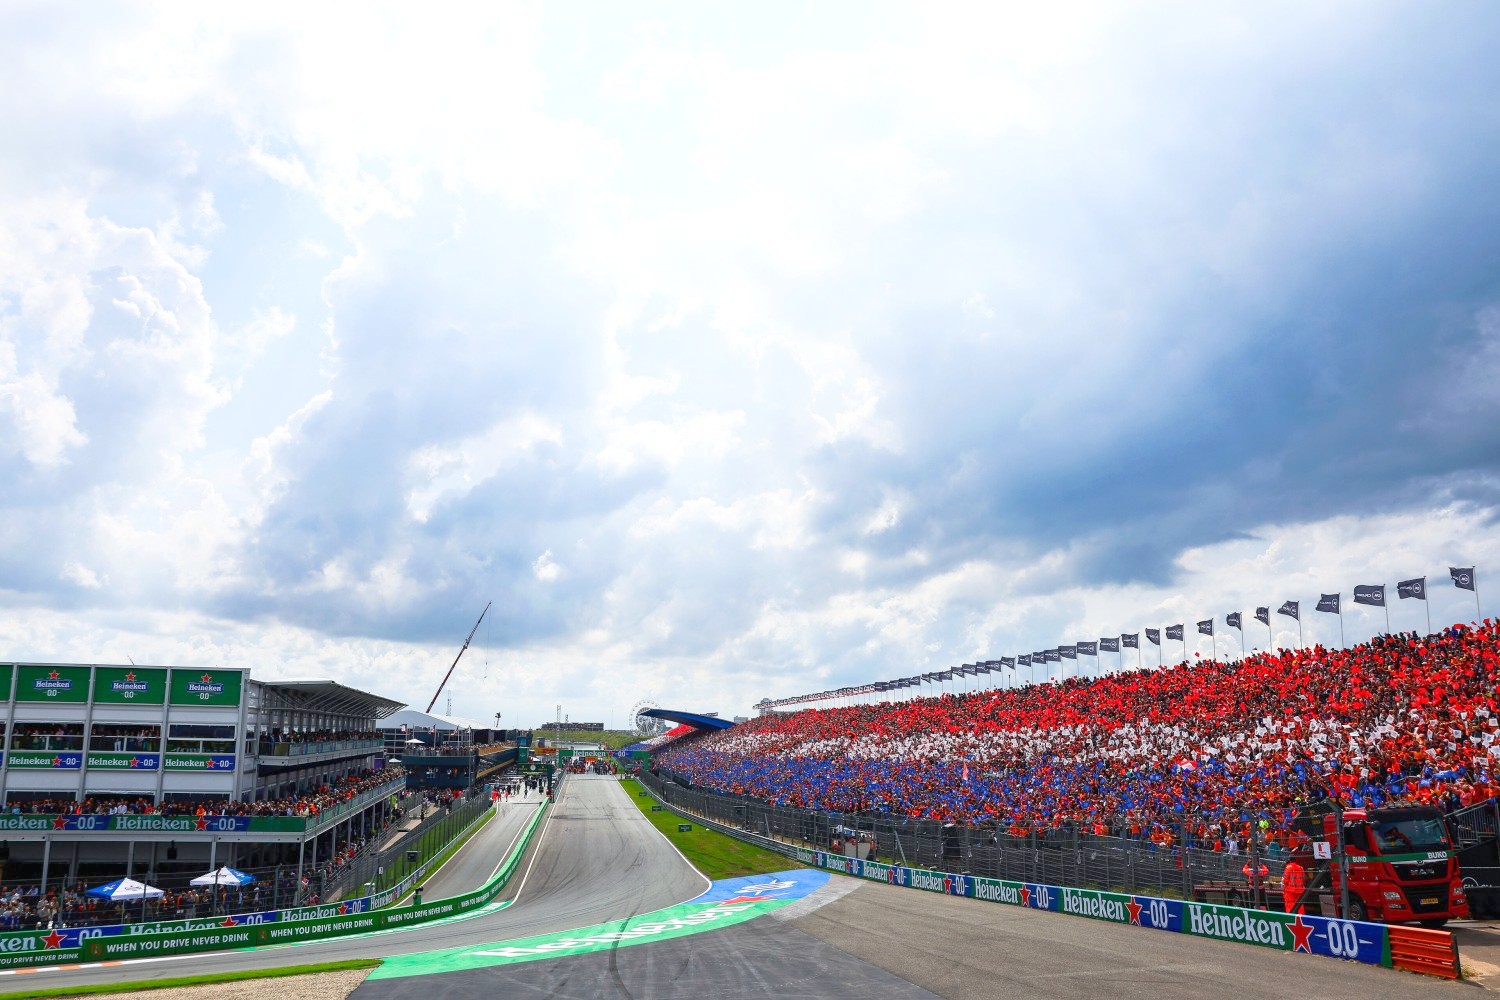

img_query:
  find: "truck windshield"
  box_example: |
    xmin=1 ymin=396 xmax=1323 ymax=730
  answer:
xmin=1369 ymin=816 xmax=1448 ymax=853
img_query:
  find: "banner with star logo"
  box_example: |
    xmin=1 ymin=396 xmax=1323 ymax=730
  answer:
xmin=93 ymin=665 xmax=167 ymax=704
xmin=169 ymin=668 xmax=244 ymax=706
xmin=15 ymin=664 xmax=90 ymax=702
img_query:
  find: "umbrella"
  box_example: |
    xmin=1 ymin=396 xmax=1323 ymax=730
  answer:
xmin=85 ymin=878 xmax=164 ymax=901
xmin=190 ymin=866 xmax=255 ymax=887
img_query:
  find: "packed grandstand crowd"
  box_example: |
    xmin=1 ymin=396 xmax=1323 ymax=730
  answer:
xmin=659 ymin=621 xmax=1500 ymax=845
xmin=5 ymin=766 xmax=405 ymax=818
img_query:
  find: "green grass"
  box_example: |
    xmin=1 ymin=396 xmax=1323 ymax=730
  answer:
xmin=0 ymin=958 xmax=381 ymax=998
xmin=621 ymin=777 xmax=807 ymax=880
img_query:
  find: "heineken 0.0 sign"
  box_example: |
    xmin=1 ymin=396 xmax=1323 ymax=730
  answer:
xmin=168 ymin=669 xmax=242 ymax=707
xmin=93 ymin=666 xmax=166 ymax=705
xmin=15 ymin=664 xmax=90 ymax=703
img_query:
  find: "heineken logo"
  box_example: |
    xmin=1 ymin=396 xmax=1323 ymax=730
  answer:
xmin=976 ymin=880 xmax=1022 ymax=905
xmin=187 ymin=673 xmax=225 ymax=695
xmin=34 ymin=673 xmax=72 ymax=690
xmin=1187 ymin=904 xmax=1286 ymax=946
xmin=1061 ymin=888 xmax=1128 ymax=922
xmin=111 ymin=677 xmax=149 ymax=692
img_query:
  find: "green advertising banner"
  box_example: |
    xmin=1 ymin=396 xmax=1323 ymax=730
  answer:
xmin=5 ymin=750 xmax=82 ymax=769
xmin=0 ymin=664 xmax=12 ymax=700
xmin=93 ymin=666 xmax=167 ymax=705
xmin=0 ymin=813 xmax=306 ymax=834
xmin=14 ymin=664 xmax=91 ymax=703
xmin=86 ymin=751 xmax=161 ymax=771
xmin=169 ymin=668 xmax=243 ymax=707
xmin=164 ymin=753 xmax=237 ymax=772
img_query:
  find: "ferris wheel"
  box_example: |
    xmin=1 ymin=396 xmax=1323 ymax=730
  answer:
xmin=632 ymin=698 xmax=666 ymax=737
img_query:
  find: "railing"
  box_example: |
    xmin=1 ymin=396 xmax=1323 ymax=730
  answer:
xmin=1447 ymin=796 xmax=1499 ymax=849
xmin=257 ymin=738 xmax=384 ymax=759
xmin=305 ymin=775 xmax=407 ymax=834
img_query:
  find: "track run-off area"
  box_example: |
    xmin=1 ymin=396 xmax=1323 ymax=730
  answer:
xmin=4 ymin=776 xmax=1471 ymax=999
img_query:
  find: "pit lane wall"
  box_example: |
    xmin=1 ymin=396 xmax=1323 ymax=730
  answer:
xmin=0 ymin=801 xmax=549 ymax=969
xmin=798 ymin=849 xmax=1392 ymax=969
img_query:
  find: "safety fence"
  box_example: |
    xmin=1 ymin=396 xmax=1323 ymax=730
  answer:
xmin=0 ymin=795 xmax=550 ymax=969
xmin=639 ymin=769 xmax=1283 ymax=901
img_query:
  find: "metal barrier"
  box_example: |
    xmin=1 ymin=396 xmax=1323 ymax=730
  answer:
xmin=1387 ymin=925 xmax=1461 ymax=979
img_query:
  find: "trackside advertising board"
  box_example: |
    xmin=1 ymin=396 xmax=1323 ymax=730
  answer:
xmin=168 ymin=668 xmax=243 ymax=707
xmin=793 ymin=849 xmax=1391 ymax=969
xmin=7 ymin=803 xmax=549 ymax=970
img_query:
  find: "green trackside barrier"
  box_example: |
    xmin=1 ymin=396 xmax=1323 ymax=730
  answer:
xmin=71 ymin=801 xmax=551 ymax=966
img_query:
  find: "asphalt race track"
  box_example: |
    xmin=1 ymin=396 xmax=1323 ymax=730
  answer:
xmin=8 ymin=777 xmax=1468 ymax=998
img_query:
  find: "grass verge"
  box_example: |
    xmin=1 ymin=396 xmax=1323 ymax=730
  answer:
xmin=621 ymin=777 xmax=806 ymax=880
xmin=0 ymin=958 xmax=381 ymax=999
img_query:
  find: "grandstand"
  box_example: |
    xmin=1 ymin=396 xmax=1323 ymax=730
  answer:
xmin=658 ymin=621 xmax=1500 ymax=848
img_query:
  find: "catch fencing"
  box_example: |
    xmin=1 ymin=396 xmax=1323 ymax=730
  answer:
xmin=639 ymin=768 xmax=1286 ymax=904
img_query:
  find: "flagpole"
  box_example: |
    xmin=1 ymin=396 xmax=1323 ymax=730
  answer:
xmin=1267 ymin=610 xmax=1273 ymax=653
xmin=1425 ymin=593 xmax=1431 ymax=636
xmin=1339 ymin=609 xmax=1345 ymax=648
xmin=1383 ymin=597 xmax=1390 ymax=636
xmin=1298 ymin=615 xmax=1303 ymax=649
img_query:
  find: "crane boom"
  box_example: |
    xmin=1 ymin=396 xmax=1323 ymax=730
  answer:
xmin=425 ymin=601 xmax=491 ymax=714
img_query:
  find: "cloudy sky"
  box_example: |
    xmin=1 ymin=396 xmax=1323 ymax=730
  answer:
xmin=1 ymin=2 xmax=1497 ymax=729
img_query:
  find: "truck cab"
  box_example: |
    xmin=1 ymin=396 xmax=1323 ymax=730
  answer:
xmin=1323 ymin=805 xmax=1468 ymax=926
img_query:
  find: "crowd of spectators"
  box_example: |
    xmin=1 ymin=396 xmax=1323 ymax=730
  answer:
xmin=660 ymin=622 xmax=1500 ymax=847
xmin=4 ymin=766 xmax=406 ymax=819
xmin=257 ymin=729 xmax=382 ymax=753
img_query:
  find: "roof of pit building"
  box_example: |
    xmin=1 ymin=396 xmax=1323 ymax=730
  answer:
xmin=259 ymin=678 xmax=406 ymax=719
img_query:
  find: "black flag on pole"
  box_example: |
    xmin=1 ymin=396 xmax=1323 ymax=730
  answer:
xmin=1197 ymin=619 xmax=1214 ymax=636
xmin=1100 ymin=637 xmax=1120 ymax=652
xmin=1226 ymin=612 xmax=1242 ymax=630
xmin=1059 ymin=645 xmax=1077 ymax=659
xmin=1145 ymin=628 xmax=1161 ymax=645
xmin=1166 ymin=624 xmax=1184 ymax=641
xmin=1353 ymin=584 xmax=1385 ymax=607
xmin=1451 ymin=567 xmax=1475 ymax=592
xmin=1045 ymin=649 xmax=1061 ymax=663
xmin=1077 ymin=641 xmax=1097 ymax=656
xmin=1397 ymin=578 xmax=1426 ymax=600
xmin=1121 ymin=633 xmax=1139 ymax=648
xmin=1255 ymin=607 xmax=1270 ymax=625
xmin=1278 ymin=600 xmax=1299 ymax=620
xmin=1018 ymin=654 xmax=1031 ymax=666
xmin=1000 ymin=657 xmax=1015 ymax=669
xmin=1316 ymin=593 xmax=1341 ymax=614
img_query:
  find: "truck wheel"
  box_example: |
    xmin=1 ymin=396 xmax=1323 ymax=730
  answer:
xmin=1419 ymin=918 xmax=1448 ymax=929
xmin=1346 ymin=897 xmax=1368 ymax=922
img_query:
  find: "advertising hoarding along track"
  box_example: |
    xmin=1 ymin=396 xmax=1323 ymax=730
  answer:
xmin=797 ymin=849 xmax=1392 ymax=969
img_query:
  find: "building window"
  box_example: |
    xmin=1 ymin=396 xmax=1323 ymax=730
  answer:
xmin=167 ymin=723 xmax=236 ymax=756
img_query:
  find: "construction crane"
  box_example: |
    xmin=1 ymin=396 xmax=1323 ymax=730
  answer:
xmin=425 ymin=602 xmax=492 ymax=714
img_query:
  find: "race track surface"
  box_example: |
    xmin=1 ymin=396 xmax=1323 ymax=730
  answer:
xmin=12 ymin=776 xmax=1468 ymax=999
xmin=11 ymin=775 xmax=705 ymax=992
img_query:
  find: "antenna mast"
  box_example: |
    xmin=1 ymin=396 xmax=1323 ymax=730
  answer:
xmin=426 ymin=602 xmax=492 ymax=713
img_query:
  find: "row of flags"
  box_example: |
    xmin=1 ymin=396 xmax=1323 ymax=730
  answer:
xmin=759 ymin=567 xmax=1480 ymax=710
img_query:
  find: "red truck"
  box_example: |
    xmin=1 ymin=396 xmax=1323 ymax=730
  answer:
xmin=1316 ymin=805 xmax=1469 ymax=926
